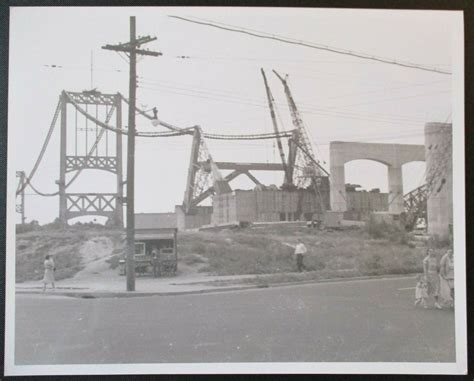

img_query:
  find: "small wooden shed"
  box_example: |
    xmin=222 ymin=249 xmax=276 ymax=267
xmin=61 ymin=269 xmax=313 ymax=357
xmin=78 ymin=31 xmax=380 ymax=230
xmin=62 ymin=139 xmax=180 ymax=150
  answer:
xmin=120 ymin=213 xmax=178 ymax=276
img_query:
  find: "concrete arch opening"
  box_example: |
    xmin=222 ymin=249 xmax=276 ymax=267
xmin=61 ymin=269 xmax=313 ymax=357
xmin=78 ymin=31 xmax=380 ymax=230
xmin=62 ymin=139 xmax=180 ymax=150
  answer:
xmin=344 ymin=160 xmax=389 ymax=215
xmin=329 ymin=141 xmax=425 ymax=213
xmin=345 ymin=160 xmax=389 ymax=193
xmin=402 ymin=161 xmax=426 ymax=194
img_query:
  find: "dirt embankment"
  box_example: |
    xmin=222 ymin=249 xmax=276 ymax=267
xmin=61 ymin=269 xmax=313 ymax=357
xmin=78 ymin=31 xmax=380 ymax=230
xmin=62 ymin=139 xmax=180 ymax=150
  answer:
xmin=15 ymin=228 xmax=124 ymax=283
xmin=16 ymin=223 xmax=444 ymax=283
xmin=178 ymin=223 xmax=433 ymax=278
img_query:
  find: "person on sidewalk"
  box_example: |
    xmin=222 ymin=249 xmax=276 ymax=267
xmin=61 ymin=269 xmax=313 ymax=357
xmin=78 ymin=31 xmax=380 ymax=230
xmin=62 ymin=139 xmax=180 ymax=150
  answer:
xmin=439 ymin=249 xmax=454 ymax=307
xmin=423 ymin=249 xmax=442 ymax=309
xmin=151 ymin=246 xmax=160 ymax=278
xmin=42 ymin=255 xmax=55 ymax=292
xmin=294 ymin=240 xmax=308 ymax=272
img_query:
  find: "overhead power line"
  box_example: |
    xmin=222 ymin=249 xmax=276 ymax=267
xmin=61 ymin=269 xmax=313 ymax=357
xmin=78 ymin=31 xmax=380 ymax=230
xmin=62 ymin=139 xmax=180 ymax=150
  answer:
xmin=138 ymin=83 xmax=442 ymax=126
xmin=136 ymin=75 xmax=448 ymax=123
xmin=168 ymin=15 xmax=452 ymax=76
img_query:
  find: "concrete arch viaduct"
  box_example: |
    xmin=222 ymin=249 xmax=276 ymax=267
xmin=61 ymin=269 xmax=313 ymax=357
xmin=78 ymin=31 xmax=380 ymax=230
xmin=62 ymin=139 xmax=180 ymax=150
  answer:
xmin=329 ymin=141 xmax=425 ymax=213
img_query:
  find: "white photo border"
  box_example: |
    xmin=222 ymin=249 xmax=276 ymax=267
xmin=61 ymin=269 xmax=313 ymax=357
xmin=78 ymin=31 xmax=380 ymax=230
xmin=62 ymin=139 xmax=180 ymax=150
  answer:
xmin=3 ymin=6 xmax=467 ymax=376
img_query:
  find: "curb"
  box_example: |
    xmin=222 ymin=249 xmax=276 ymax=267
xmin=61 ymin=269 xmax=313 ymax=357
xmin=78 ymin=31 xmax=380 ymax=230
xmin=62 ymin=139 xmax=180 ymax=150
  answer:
xmin=15 ymin=273 xmax=418 ymax=299
xmin=269 ymin=273 xmax=417 ymax=288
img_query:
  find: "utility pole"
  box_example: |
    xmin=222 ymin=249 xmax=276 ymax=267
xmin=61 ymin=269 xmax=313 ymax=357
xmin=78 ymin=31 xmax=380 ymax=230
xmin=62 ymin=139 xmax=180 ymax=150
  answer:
xmin=102 ymin=16 xmax=161 ymax=291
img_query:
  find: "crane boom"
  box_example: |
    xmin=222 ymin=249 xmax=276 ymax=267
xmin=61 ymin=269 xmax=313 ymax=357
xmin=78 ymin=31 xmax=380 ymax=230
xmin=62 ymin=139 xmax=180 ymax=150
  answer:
xmin=273 ymin=70 xmax=324 ymax=186
xmin=261 ymin=68 xmax=291 ymax=186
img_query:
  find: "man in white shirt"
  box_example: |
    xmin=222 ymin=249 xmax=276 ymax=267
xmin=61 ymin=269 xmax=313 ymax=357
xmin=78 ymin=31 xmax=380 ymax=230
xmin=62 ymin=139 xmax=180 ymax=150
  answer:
xmin=294 ymin=240 xmax=308 ymax=272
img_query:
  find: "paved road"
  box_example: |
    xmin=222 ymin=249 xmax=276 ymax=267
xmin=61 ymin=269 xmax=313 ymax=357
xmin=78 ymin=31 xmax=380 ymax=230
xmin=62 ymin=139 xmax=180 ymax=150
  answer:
xmin=15 ymin=277 xmax=455 ymax=365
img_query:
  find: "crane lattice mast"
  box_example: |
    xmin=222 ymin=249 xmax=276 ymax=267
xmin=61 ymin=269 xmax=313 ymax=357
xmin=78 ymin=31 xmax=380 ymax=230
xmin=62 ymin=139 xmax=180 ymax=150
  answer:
xmin=261 ymin=68 xmax=291 ymax=186
xmin=273 ymin=70 xmax=324 ymax=188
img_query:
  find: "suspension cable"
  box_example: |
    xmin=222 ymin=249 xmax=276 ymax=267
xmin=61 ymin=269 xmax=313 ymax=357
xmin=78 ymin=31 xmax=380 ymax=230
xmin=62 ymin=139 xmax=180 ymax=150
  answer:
xmin=20 ymin=90 xmax=298 ymax=197
xmin=120 ymin=94 xmax=295 ymax=140
xmin=16 ymin=99 xmax=62 ymax=196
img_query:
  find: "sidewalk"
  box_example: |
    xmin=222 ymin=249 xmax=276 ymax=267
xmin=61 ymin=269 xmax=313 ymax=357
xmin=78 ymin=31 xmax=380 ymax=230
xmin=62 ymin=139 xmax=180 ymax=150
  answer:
xmin=15 ymin=269 xmax=416 ymax=298
xmin=15 ymin=270 xmax=267 ymax=297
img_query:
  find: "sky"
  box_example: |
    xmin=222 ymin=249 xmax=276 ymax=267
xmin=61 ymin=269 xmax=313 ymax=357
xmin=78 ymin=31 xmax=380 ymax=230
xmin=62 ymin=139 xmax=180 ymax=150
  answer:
xmin=9 ymin=7 xmax=460 ymax=224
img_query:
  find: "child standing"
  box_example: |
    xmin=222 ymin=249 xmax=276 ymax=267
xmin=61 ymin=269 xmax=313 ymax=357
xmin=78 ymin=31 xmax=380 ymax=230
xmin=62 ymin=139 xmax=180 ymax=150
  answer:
xmin=415 ymin=275 xmax=428 ymax=308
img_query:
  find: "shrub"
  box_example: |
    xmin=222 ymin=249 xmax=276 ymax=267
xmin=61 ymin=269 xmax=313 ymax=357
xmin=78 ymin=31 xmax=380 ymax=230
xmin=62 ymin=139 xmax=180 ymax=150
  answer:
xmin=181 ymin=253 xmax=207 ymax=265
xmin=358 ymin=252 xmax=382 ymax=271
xmin=190 ymin=241 xmax=207 ymax=255
xmin=365 ymin=215 xmax=411 ymax=245
xmin=16 ymin=221 xmax=40 ymax=234
xmin=41 ymin=218 xmax=64 ymax=230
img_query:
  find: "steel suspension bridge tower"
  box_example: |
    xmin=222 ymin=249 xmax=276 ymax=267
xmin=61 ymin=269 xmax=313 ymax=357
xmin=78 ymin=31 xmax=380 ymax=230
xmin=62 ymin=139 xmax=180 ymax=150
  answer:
xmin=56 ymin=90 xmax=124 ymax=226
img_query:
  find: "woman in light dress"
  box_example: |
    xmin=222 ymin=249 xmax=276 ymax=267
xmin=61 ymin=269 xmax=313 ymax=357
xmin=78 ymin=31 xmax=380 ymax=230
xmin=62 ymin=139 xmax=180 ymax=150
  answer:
xmin=439 ymin=249 xmax=454 ymax=307
xmin=42 ymin=255 xmax=55 ymax=291
xmin=422 ymin=249 xmax=442 ymax=309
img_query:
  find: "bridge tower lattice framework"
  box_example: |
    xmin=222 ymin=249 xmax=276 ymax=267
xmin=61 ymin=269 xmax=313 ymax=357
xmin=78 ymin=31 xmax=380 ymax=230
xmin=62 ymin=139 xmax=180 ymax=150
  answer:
xmin=58 ymin=90 xmax=124 ymax=226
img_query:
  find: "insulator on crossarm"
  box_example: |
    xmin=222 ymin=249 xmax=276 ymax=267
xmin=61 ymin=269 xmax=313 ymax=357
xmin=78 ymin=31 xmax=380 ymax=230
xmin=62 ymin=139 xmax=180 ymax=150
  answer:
xmin=151 ymin=107 xmax=160 ymax=126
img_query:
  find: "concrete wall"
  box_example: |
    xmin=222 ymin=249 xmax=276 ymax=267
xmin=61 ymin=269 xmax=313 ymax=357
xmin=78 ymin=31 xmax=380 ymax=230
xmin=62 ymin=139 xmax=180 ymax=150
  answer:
xmin=212 ymin=188 xmax=330 ymax=225
xmin=212 ymin=194 xmax=237 ymax=225
xmin=346 ymin=191 xmax=388 ymax=213
xmin=425 ymin=123 xmax=453 ymax=239
xmin=175 ymin=205 xmax=213 ymax=231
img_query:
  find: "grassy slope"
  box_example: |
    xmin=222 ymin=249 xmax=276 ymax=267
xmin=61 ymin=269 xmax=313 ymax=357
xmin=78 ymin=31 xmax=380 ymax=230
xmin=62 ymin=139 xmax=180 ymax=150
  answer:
xmin=16 ymin=228 xmax=124 ymax=283
xmin=17 ymin=223 xmax=447 ymax=283
xmin=178 ymin=224 xmax=436 ymax=278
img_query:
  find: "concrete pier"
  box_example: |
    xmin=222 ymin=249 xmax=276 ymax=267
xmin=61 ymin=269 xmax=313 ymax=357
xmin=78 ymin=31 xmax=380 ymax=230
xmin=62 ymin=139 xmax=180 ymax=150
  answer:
xmin=425 ymin=123 xmax=453 ymax=239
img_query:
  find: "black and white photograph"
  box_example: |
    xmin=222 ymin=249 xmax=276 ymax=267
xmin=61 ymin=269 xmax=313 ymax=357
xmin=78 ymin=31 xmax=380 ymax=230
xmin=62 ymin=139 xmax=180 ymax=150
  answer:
xmin=4 ymin=6 xmax=467 ymax=376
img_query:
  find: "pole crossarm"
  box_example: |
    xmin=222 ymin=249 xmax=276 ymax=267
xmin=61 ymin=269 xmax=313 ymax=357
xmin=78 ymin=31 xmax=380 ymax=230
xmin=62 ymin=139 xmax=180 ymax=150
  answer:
xmin=102 ymin=35 xmax=162 ymax=57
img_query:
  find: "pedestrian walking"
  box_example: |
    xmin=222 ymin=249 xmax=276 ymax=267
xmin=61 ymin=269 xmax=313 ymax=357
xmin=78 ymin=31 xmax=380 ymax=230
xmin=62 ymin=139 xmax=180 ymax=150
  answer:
xmin=151 ymin=246 xmax=160 ymax=278
xmin=422 ymin=249 xmax=442 ymax=309
xmin=439 ymin=249 xmax=454 ymax=307
xmin=294 ymin=240 xmax=308 ymax=272
xmin=42 ymin=255 xmax=55 ymax=292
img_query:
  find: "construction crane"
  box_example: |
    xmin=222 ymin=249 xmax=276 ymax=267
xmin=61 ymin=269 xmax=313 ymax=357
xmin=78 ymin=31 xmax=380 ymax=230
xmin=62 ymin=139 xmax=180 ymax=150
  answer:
xmin=273 ymin=70 xmax=328 ymax=220
xmin=273 ymin=70 xmax=324 ymax=186
xmin=261 ymin=68 xmax=292 ymax=187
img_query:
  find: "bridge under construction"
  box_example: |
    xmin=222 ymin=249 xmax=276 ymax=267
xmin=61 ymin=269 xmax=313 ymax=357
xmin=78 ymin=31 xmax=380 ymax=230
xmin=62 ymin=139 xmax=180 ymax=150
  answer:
xmin=15 ymin=71 xmax=453 ymax=238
